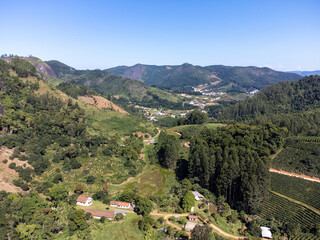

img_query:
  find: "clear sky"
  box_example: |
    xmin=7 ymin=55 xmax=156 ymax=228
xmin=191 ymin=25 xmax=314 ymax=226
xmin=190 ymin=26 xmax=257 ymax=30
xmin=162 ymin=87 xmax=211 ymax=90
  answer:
xmin=0 ymin=0 xmax=319 ymax=70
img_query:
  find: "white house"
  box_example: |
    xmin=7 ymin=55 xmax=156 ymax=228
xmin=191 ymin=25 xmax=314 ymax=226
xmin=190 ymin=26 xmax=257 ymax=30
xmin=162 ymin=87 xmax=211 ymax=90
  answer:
xmin=76 ymin=195 xmax=92 ymax=206
xmin=191 ymin=191 xmax=204 ymax=201
xmin=261 ymin=226 xmax=272 ymax=239
xmin=188 ymin=215 xmax=200 ymax=221
xmin=110 ymin=201 xmax=130 ymax=209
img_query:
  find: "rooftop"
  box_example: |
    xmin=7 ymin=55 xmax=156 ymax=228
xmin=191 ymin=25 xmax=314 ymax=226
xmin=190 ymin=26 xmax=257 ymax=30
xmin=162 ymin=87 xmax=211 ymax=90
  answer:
xmin=76 ymin=195 xmax=89 ymax=203
xmin=110 ymin=201 xmax=130 ymax=207
xmin=85 ymin=209 xmax=114 ymax=219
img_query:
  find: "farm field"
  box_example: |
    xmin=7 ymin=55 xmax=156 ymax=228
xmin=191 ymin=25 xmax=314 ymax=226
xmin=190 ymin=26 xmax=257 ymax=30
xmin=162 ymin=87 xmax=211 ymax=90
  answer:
xmin=270 ymin=172 xmax=320 ymax=210
xmin=272 ymin=141 xmax=320 ymax=178
xmin=260 ymin=192 xmax=320 ymax=229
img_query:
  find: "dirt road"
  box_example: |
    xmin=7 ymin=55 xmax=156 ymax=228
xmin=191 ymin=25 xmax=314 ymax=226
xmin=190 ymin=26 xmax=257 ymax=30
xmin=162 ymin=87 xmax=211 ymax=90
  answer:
xmin=269 ymin=168 xmax=320 ymax=183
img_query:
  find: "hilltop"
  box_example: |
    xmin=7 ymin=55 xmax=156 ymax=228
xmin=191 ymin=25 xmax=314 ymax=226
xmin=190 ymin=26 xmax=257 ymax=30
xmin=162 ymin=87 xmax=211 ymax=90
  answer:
xmin=107 ymin=63 xmax=302 ymax=91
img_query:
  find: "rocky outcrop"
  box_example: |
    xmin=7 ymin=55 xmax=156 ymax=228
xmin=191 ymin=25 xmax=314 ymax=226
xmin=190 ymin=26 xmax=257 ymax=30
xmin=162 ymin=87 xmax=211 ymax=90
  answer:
xmin=35 ymin=63 xmax=57 ymax=78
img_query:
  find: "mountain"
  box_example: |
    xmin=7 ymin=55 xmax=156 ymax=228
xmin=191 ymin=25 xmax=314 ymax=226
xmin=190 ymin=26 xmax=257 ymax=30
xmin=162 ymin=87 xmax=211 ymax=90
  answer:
xmin=107 ymin=63 xmax=302 ymax=91
xmin=287 ymin=70 xmax=320 ymax=76
xmin=45 ymin=60 xmax=191 ymax=110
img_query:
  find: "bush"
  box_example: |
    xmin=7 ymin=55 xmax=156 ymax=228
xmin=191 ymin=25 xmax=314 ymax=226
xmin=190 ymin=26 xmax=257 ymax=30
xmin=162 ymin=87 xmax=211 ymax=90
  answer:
xmin=100 ymin=216 xmax=106 ymax=223
xmin=114 ymin=213 xmax=124 ymax=221
xmin=21 ymin=183 xmax=30 ymax=191
xmin=86 ymin=175 xmax=95 ymax=184
xmin=93 ymin=191 xmax=107 ymax=201
xmin=2 ymin=160 xmax=8 ymax=164
xmin=9 ymin=162 xmax=16 ymax=169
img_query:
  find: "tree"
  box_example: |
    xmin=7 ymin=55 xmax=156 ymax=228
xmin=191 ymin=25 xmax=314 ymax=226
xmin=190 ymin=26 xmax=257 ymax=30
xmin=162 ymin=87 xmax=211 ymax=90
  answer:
xmin=181 ymin=192 xmax=195 ymax=212
xmin=186 ymin=110 xmax=208 ymax=125
xmin=191 ymin=225 xmax=210 ymax=240
xmin=86 ymin=175 xmax=95 ymax=184
xmin=68 ymin=209 xmax=88 ymax=233
xmin=74 ymin=183 xmax=84 ymax=194
xmin=138 ymin=216 xmax=155 ymax=233
xmin=135 ymin=197 xmax=153 ymax=216
xmin=157 ymin=131 xmax=180 ymax=170
xmin=48 ymin=184 xmax=68 ymax=205
xmin=114 ymin=213 xmax=124 ymax=221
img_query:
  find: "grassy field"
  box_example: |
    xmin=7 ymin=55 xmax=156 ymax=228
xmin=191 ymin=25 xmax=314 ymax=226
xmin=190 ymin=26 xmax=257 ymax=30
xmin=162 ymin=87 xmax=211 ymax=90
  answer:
xmin=109 ymin=164 xmax=177 ymax=197
xmin=260 ymin=191 xmax=320 ymax=229
xmin=90 ymin=214 xmax=144 ymax=240
xmin=85 ymin=107 xmax=156 ymax=137
xmin=270 ymin=173 xmax=320 ymax=210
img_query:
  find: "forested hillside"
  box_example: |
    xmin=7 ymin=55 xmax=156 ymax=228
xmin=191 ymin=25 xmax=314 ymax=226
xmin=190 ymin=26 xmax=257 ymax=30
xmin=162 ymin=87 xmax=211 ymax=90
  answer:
xmin=46 ymin=60 xmax=191 ymax=110
xmin=107 ymin=63 xmax=301 ymax=90
xmin=187 ymin=124 xmax=285 ymax=214
xmin=219 ymin=75 xmax=320 ymax=136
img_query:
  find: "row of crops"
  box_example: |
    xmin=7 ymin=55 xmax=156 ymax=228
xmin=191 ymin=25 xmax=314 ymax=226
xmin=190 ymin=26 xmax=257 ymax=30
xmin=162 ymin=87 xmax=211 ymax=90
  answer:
xmin=287 ymin=136 xmax=320 ymax=143
xmin=272 ymin=141 xmax=320 ymax=178
xmin=261 ymin=192 xmax=320 ymax=230
xmin=270 ymin=173 xmax=320 ymax=210
xmin=290 ymin=232 xmax=320 ymax=240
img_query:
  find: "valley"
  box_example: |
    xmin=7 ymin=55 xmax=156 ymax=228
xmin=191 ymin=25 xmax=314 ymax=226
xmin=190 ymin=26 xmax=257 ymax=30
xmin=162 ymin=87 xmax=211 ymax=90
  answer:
xmin=0 ymin=57 xmax=319 ymax=240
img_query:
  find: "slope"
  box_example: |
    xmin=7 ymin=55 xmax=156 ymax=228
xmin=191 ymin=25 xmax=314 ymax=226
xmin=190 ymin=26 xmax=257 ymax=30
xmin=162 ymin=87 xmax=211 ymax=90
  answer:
xmin=45 ymin=60 xmax=189 ymax=110
xmin=107 ymin=63 xmax=301 ymax=90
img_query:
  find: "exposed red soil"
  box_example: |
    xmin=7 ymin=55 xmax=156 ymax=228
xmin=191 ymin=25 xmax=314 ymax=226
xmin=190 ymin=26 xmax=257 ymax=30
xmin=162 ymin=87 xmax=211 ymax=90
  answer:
xmin=0 ymin=147 xmax=30 ymax=193
xmin=269 ymin=168 xmax=320 ymax=183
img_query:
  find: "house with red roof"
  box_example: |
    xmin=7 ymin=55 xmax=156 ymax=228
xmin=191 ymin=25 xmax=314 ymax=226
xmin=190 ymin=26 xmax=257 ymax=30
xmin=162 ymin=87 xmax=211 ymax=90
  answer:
xmin=85 ymin=209 xmax=114 ymax=220
xmin=76 ymin=195 xmax=92 ymax=206
xmin=110 ymin=201 xmax=130 ymax=209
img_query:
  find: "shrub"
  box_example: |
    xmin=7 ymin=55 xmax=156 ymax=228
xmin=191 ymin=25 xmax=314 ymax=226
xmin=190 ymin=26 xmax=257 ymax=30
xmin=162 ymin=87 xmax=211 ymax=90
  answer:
xmin=86 ymin=175 xmax=95 ymax=184
xmin=2 ymin=160 xmax=8 ymax=164
xmin=9 ymin=162 xmax=16 ymax=169
xmin=100 ymin=216 xmax=106 ymax=223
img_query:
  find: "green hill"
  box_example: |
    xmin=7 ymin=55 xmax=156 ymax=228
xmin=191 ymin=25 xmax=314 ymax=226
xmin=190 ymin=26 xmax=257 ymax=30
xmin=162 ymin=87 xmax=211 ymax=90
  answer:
xmin=46 ymin=60 xmax=190 ymax=110
xmin=107 ymin=63 xmax=301 ymax=91
xmin=219 ymin=75 xmax=320 ymax=134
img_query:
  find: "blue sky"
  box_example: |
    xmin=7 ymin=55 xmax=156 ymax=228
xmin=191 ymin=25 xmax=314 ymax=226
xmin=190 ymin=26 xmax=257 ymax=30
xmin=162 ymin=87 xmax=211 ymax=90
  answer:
xmin=0 ymin=0 xmax=319 ymax=70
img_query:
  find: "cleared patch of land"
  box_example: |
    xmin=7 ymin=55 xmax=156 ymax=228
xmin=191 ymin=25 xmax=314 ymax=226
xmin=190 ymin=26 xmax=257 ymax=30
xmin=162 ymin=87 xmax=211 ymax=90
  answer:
xmin=78 ymin=95 xmax=128 ymax=114
xmin=0 ymin=147 xmax=24 ymax=193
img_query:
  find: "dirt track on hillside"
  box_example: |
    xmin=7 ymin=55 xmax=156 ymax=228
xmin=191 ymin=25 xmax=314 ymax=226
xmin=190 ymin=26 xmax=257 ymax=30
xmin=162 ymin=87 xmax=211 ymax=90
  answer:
xmin=269 ymin=168 xmax=320 ymax=183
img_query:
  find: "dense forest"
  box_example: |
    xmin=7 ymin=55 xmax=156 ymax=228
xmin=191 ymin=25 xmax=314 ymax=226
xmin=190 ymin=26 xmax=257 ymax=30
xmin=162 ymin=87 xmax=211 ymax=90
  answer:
xmin=187 ymin=124 xmax=285 ymax=214
xmin=218 ymin=75 xmax=320 ymax=135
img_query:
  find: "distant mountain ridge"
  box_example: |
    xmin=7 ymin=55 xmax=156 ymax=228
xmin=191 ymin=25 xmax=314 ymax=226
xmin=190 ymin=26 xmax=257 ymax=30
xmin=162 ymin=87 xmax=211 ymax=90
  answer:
xmin=287 ymin=70 xmax=320 ymax=76
xmin=107 ymin=63 xmax=302 ymax=91
xmin=45 ymin=60 xmax=190 ymax=110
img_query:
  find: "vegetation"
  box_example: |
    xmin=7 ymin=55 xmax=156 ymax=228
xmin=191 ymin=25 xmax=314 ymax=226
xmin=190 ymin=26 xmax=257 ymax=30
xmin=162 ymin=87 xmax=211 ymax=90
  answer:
xmin=270 ymin=173 xmax=320 ymax=210
xmin=46 ymin=60 xmax=191 ymax=110
xmin=107 ymin=63 xmax=301 ymax=90
xmin=220 ymin=75 xmax=320 ymax=135
xmin=272 ymin=140 xmax=320 ymax=177
xmin=260 ymin=191 xmax=320 ymax=230
xmin=187 ymin=124 xmax=286 ymax=213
